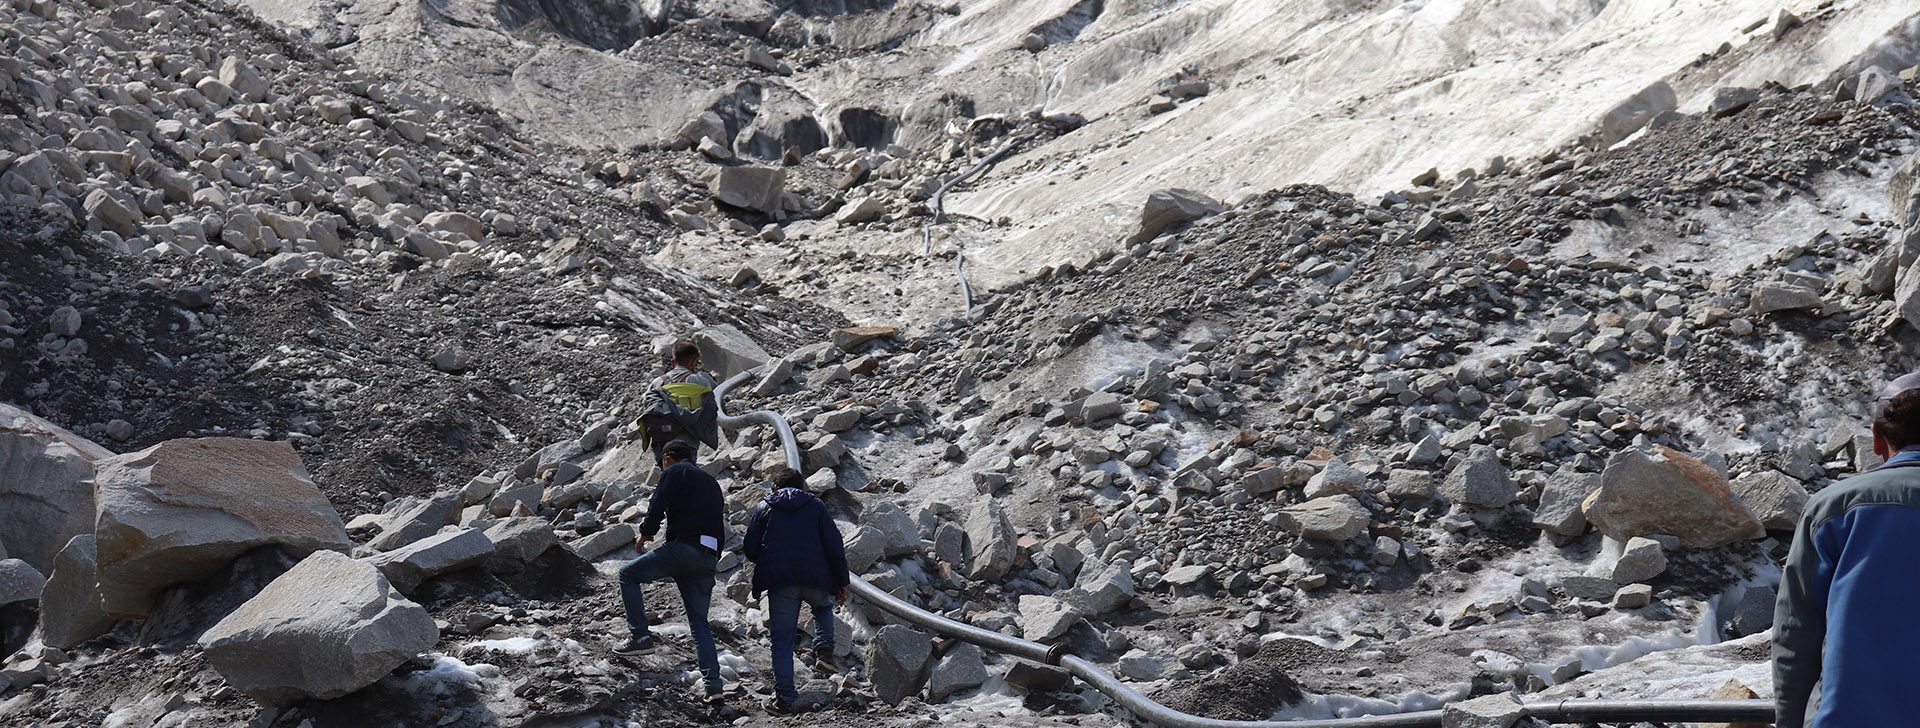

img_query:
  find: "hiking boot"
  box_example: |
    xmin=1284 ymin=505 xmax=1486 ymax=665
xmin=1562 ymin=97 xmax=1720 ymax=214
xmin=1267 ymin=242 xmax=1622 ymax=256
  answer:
xmin=701 ymin=683 xmax=726 ymax=705
xmin=766 ymin=696 xmax=802 ymax=714
xmin=613 ymin=635 xmax=657 ymax=656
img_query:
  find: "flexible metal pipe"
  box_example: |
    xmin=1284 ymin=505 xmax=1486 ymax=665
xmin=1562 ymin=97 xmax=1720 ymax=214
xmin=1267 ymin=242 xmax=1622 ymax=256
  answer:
xmin=713 ymin=367 xmax=801 ymax=472
xmin=1524 ymin=698 xmax=1776 ymax=723
xmin=711 ymin=362 xmax=1776 ymax=727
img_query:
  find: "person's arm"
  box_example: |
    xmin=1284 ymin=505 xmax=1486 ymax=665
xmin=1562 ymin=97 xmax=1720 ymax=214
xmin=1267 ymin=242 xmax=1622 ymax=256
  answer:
xmin=744 ymin=504 xmax=768 ymax=562
xmin=1774 ymin=514 xmax=1834 ymax=728
xmin=821 ymin=511 xmax=850 ymax=591
xmin=640 ymin=470 xmax=676 ymax=542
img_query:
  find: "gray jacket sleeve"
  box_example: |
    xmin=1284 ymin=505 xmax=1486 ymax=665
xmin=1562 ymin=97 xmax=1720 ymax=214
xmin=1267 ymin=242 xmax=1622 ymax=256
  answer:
xmin=1773 ymin=514 xmax=1826 ymax=728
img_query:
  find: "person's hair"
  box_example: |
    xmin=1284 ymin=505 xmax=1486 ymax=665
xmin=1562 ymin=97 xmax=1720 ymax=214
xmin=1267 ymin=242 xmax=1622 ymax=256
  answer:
xmin=672 ymin=340 xmax=700 ymax=365
xmin=662 ymin=441 xmax=696 ymax=462
xmin=1877 ymin=388 xmax=1920 ymax=450
xmin=772 ymin=467 xmax=807 ymax=491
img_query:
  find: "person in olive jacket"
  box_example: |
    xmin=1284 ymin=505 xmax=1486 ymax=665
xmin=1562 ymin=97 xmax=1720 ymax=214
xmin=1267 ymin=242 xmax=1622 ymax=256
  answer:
xmin=744 ymin=468 xmax=849 ymax=713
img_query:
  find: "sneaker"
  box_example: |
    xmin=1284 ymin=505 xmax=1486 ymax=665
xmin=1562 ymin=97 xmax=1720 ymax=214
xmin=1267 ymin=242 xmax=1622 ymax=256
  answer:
xmin=765 ymin=696 xmax=801 ymax=714
xmin=613 ymin=635 xmax=657 ymax=655
xmin=805 ymin=653 xmax=837 ymax=676
xmin=701 ymin=683 xmax=726 ymax=705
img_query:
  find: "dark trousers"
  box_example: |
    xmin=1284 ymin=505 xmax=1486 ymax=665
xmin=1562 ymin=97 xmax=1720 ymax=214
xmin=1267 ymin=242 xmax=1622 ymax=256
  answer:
xmin=767 ymin=586 xmax=835 ymax=702
xmin=618 ymin=542 xmax=721 ymax=690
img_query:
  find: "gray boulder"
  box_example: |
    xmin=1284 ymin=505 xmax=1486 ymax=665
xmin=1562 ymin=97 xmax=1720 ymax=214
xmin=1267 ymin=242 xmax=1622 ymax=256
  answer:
xmin=1004 ymin=660 xmax=1072 ymax=693
xmin=1303 ymin=457 xmax=1367 ymax=499
xmin=927 ymin=643 xmax=988 ymax=702
xmin=1276 ymin=495 xmax=1371 ymax=541
xmin=481 ymin=518 xmax=558 ymax=572
xmin=696 ymin=324 xmax=771 ymax=381
xmin=37 ymin=535 xmax=115 ymax=649
xmin=1075 ymin=561 xmax=1136 ymax=615
xmin=367 ymin=492 xmax=461 ymax=551
xmin=1443 ymin=691 xmax=1525 ymax=728
xmin=836 ymin=196 xmax=886 ymax=224
xmin=1018 ymin=594 xmax=1086 ymax=642
xmin=200 ymin=551 xmax=438 ymax=705
xmin=1533 ymin=469 xmax=1599 ymax=536
xmin=1440 ymin=446 xmax=1517 ymax=508
xmin=1750 ymin=283 xmax=1822 ymax=314
xmin=1728 ymin=585 xmax=1776 ymax=636
xmin=0 ymin=403 xmax=114 ymax=573
xmin=843 ymin=525 xmax=885 ymax=574
xmin=1729 ymin=470 xmax=1809 ymax=531
xmin=1609 ymin=537 xmax=1668 ymax=584
xmin=712 ymin=166 xmax=786 ymax=215
xmin=963 ymin=500 xmax=1017 ymax=582
xmin=868 ymin=624 xmax=933 ymax=705
xmin=94 ymin=438 xmax=351 ymax=619
xmin=1892 ymin=152 xmax=1920 ymax=225
xmin=0 ymin=559 xmax=45 ymax=606
xmin=568 ymin=523 xmax=638 ymax=561
xmin=1709 ymin=86 xmax=1760 ymax=117
xmin=1127 ymin=189 xmax=1223 ymax=243
xmin=217 ymin=57 xmax=269 ymax=103
xmin=365 ymin=527 xmax=494 ymax=594
xmin=865 ymin=501 xmax=921 ymax=558
xmin=1582 ymin=447 xmax=1764 ymax=549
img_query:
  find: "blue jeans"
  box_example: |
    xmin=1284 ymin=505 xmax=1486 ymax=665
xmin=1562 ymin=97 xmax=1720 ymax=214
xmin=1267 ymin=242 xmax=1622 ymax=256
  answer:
xmin=619 ymin=542 xmax=721 ymax=690
xmin=767 ymin=586 xmax=835 ymax=702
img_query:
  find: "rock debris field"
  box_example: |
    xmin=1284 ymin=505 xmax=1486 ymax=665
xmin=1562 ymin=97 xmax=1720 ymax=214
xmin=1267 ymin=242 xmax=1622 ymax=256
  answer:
xmin=4 ymin=0 xmax=1920 ymax=726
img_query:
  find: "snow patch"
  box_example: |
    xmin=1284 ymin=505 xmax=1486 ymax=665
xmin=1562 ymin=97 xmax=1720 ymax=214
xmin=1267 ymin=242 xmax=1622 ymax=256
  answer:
xmin=469 ymin=636 xmax=542 ymax=653
xmin=1274 ymin=684 xmax=1471 ymax=721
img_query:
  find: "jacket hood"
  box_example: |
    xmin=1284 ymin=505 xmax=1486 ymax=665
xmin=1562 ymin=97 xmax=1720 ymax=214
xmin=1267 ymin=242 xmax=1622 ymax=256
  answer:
xmin=765 ymin=487 xmax=818 ymax=512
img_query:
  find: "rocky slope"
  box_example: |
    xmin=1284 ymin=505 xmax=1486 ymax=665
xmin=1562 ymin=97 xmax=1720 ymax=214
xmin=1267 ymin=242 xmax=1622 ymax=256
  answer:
xmin=234 ymin=0 xmax=1920 ymax=285
xmin=5 ymin=0 xmax=1920 ymax=727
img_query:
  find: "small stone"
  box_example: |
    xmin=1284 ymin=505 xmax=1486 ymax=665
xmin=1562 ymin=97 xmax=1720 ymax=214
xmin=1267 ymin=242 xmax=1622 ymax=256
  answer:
xmin=431 ymin=347 xmax=472 ymax=372
xmin=1018 ymin=594 xmax=1086 ymax=642
xmin=1441 ymin=691 xmax=1525 ymax=728
xmin=1710 ymin=87 xmax=1761 ymax=118
xmin=836 ymin=197 xmax=886 ymax=224
xmin=1276 ymin=495 xmax=1371 ymax=541
xmin=1609 ymin=537 xmax=1667 ymax=583
xmin=48 ymin=306 xmax=81 ymax=337
xmin=1612 ymin=583 xmax=1654 ymax=609
xmin=1440 ymin=446 xmax=1517 ymax=508
xmin=1729 ymin=470 xmax=1809 ymax=531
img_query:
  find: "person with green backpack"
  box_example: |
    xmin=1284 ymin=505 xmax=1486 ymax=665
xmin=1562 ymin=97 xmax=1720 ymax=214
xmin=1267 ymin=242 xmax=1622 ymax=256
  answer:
xmin=640 ymin=340 xmax=719 ymax=466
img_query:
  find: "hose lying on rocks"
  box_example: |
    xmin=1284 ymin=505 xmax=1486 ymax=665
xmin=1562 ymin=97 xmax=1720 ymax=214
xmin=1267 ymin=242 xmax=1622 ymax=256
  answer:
xmin=712 ymin=366 xmax=1776 ymax=727
xmin=920 ymin=134 xmax=1030 ymax=310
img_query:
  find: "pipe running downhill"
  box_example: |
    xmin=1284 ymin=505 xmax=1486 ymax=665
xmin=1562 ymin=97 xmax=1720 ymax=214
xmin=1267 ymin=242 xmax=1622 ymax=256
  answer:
xmin=712 ymin=363 xmax=1773 ymax=727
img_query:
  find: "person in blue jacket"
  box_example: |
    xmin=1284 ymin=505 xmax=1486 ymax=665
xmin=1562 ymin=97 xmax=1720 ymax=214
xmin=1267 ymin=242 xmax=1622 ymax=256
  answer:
xmin=1775 ymin=372 xmax=1920 ymax=727
xmin=744 ymin=467 xmax=850 ymax=714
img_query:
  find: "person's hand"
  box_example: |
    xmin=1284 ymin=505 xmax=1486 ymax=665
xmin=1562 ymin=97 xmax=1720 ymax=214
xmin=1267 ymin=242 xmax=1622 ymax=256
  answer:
xmin=633 ymin=538 xmax=647 ymax=553
xmin=834 ymin=587 xmax=849 ymax=606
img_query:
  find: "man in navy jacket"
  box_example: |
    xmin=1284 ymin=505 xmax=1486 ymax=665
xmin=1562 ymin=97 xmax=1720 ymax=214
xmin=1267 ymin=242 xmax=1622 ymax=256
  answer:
xmin=1776 ymin=373 xmax=1920 ymax=726
xmin=744 ymin=468 xmax=850 ymax=713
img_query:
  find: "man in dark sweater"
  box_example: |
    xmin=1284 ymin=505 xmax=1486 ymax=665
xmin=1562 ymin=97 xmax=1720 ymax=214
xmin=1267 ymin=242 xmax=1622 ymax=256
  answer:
xmin=743 ymin=468 xmax=849 ymax=713
xmin=615 ymin=441 xmax=727 ymax=700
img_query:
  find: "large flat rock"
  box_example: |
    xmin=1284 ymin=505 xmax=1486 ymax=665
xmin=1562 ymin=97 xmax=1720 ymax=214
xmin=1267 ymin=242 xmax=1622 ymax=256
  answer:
xmin=94 ymin=438 xmax=351 ymax=619
xmin=1583 ymin=446 xmax=1764 ymax=549
xmin=201 ymin=550 xmax=438 ymax=705
xmin=0 ymin=403 xmax=113 ymax=573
